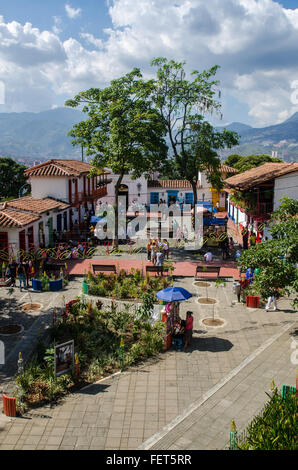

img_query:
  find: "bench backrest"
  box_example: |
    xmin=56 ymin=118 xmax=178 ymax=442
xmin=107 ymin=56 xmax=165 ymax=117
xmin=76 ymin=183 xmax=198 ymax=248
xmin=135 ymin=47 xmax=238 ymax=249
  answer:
xmin=146 ymin=266 xmax=169 ymax=272
xmin=196 ymin=266 xmax=220 ymax=274
xmin=92 ymin=265 xmax=116 ymax=273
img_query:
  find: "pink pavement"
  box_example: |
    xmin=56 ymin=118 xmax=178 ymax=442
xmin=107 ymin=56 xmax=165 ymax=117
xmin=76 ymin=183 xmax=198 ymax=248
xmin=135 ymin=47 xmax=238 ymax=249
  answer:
xmin=67 ymin=258 xmax=240 ymax=280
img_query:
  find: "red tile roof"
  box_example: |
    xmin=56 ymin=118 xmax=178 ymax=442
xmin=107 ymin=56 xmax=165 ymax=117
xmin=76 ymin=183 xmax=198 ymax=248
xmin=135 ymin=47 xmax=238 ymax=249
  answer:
xmin=6 ymin=197 xmax=70 ymax=215
xmin=24 ymin=160 xmax=110 ymax=178
xmin=0 ymin=208 xmax=40 ymax=228
xmin=148 ymin=180 xmax=201 ymax=189
xmin=225 ymin=162 xmax=298 ymax=189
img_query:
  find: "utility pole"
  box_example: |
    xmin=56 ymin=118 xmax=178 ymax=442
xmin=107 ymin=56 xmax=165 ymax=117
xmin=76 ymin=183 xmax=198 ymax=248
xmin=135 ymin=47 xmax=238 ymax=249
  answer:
xmin=81 ymin=145 xmax=84 ymax=163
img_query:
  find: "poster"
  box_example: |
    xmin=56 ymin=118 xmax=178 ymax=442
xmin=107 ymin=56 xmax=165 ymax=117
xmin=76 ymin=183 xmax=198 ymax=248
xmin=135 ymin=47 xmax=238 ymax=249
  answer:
xmin=54 ymin=340 xmax=74 ymax=377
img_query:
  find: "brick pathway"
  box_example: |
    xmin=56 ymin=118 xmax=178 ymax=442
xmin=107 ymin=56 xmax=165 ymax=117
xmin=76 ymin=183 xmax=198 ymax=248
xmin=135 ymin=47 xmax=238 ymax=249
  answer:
xmin=0 ymin=277 xmax=296 ymax=450
xmin=67 ymin=258 xmax=240 ymax=280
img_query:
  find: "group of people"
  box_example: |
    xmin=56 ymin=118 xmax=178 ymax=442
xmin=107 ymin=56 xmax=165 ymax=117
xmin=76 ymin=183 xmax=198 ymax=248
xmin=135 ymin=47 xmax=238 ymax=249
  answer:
xmin=147 ymin=238 xmax=170 ymax=263
xmin=171 ymin=311 xmax=194 ymax=351
xmin=5 ymin=259 xmax=34 ymax=291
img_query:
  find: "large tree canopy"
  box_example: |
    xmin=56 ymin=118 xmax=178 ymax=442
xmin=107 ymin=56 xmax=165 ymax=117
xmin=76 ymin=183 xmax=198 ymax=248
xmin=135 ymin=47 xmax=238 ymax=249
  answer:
xmin=237 ymin=197 xmax=298 ymax=307
xmin=65 ymin=68 xmax=168 ymax=245
xmin=224 ymin=154 xmax=283 ymax=173
xmin=0 ymin=157 xmax=28 ymax=200
xmin=151 ymin=58 xmax=239 ymax=219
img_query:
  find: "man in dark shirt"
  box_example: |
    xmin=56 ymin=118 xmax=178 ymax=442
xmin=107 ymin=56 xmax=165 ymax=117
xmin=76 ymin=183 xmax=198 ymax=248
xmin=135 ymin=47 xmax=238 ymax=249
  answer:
xmin=6 ymin=259 xmax=17 ymax=287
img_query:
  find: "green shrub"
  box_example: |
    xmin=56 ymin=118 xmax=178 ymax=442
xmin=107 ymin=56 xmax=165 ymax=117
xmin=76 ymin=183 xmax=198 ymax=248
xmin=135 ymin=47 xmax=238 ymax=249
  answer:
xmin=237 ymin=386 xmax=297 ymax=450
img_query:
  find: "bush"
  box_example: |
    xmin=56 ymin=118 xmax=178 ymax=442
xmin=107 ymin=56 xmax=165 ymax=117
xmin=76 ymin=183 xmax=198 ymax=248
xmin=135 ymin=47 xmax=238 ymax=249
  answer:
xmin=237 ymin=386 xmax=297 ymax=450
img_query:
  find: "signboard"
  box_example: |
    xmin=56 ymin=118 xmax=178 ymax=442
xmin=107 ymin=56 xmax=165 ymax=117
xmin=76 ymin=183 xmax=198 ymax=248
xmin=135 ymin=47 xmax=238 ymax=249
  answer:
xmin=54 ymin=340 xmax=74 ymax=377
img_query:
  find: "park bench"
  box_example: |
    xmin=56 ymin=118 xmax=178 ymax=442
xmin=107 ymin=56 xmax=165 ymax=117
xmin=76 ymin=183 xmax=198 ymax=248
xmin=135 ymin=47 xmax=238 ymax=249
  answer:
xmin=92 ymin=264 xmax=117 ymax=274
xmin=195 ymin=265 xmax=221 ymax=280
xmin=146 ymin=265 xmax=169 ymax=276
xmin=44 ymin=263 xmax=65 ymax=274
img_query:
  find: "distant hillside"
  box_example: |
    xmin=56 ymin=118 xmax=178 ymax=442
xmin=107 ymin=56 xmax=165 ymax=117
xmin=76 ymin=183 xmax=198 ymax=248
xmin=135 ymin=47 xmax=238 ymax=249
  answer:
xmin=0 ymin=108 xmax=298 ymax=163
xmin=0 ymin=107 xmax=85 ymax=161
xmin=217 ymin=114 xmax=298 ymax=162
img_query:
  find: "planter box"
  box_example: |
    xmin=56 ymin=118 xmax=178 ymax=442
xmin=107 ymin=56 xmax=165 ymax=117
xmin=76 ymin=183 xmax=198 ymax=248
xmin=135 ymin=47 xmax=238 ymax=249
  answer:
xmin=32 ymin=278 xmax=63 ymax=292
xmin=82 ymin=280 xmax=89 ymax=295
xmin=32 ymin=278 xmax=42 ymax=291
xmin=49 ymin=279 xmax=63 ymax=292
xmin=246 ymin=295 xmax=260 ymax=308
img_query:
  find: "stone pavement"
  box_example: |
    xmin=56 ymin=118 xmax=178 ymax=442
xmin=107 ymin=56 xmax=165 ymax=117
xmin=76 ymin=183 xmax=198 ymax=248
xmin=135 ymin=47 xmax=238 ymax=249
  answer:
xmin=0 ymin=276 xmax=297 ymax=450
xmin=0 ymin=278 xmax=83 ymax=398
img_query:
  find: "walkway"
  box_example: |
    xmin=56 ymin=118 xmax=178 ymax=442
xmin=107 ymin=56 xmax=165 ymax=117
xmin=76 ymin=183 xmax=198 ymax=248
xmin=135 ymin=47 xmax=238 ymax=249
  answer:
xmin=0 ymin=277 xmax=296 ymax=450
xmin=67 ymin=258 xmax=240 ymax=280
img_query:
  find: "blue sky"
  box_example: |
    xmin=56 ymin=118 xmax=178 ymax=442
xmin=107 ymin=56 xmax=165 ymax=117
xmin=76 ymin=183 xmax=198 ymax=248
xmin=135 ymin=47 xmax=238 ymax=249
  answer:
xmin=1 ymin=0 xmax=298 ymax=128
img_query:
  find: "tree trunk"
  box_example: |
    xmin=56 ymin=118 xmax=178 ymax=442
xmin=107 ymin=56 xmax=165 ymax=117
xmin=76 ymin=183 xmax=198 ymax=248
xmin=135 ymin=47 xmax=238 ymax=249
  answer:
xmin=114 ymin=174 xmax=124 ymax=248
xmin=190 ymin=180 xmax=198 ymax=231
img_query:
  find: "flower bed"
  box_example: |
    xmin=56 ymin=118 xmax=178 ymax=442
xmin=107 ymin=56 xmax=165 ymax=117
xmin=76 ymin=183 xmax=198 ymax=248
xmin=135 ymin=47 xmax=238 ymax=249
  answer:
xmin=85 ymin=268 xmax=172 ymax=300
xmin=14 ymin=293 xmax=166 ymax=412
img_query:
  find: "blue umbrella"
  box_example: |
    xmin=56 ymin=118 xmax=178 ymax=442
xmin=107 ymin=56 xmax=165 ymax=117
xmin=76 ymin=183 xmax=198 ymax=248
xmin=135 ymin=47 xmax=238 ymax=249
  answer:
xmin=156 ymin=287 xmax=192 ymax=302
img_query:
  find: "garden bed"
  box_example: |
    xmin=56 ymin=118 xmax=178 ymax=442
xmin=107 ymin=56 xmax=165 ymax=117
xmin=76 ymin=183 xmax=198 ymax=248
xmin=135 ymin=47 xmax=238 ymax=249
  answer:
xmin=14 ymin=293 xmax=165 ymax=412
xmin=85 ymin=268 xmax=173 ymax=300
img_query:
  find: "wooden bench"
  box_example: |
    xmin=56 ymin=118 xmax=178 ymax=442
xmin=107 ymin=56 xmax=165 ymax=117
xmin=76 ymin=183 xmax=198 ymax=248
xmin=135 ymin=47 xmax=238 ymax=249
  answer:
xmin=92 ymin=264 xmax=117 ymax=274
xmin=44 ymin=263 xmax=65 ymax=274
xmin=195 ymin=265 xmax=221 ymax=280
xmin=146 ymin=265 xmax=169 ymax=276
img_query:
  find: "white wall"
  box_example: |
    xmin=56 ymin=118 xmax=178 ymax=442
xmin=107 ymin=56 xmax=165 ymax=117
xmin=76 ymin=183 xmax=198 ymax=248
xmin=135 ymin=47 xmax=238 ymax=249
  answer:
xmin=274 ymin=171 xmax=298 ymax=210
xmin=100 ymin=175 xmax=147 ymax=207
xmin=30 ymin=176 xmax=69 ymax=202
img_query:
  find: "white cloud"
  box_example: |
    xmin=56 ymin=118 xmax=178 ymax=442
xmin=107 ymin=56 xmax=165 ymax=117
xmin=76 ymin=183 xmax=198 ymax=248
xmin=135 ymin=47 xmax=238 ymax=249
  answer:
xmin=65 ymin=3 xmax=82 ymax=19
xmin=1 ymin=0 xmax=298 ymax=127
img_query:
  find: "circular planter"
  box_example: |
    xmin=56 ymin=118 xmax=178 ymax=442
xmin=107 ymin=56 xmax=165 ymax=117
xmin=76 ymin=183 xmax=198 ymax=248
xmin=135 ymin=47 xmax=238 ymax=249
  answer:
xmin=199 ymin=316 xmax=226 ymax=329
xmin=202 ymin=318 xmax=225 ymax=327
xmin=21 ymin=303 xmax=43 ymax=312
xmin=193 ymin=281 xmax=211 ymax=288
xmin=197 ymin=297 xmax=217 ymax=305
xmin=0 ymin=324 xmax=24 ymax=336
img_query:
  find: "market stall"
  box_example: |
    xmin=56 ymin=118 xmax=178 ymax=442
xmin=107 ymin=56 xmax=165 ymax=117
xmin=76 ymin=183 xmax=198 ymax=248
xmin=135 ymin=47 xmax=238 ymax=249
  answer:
xmin=156 ymin=287 xmax=192 ymax=351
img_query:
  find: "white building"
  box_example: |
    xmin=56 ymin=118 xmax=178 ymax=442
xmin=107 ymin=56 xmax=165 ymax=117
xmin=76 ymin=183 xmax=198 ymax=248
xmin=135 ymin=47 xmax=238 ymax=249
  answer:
xmin=225 ymin=162 xmax=298 ymax=245
xmin=0 ymin=160 xmax=110 ymax=259
xmin=100 ymin=165 xmax=236 ymax=210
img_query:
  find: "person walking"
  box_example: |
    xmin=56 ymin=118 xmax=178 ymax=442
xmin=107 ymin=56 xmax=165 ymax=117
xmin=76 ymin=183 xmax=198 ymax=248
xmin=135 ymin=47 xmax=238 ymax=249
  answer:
xmin=151 ymin=241 xmax=157 ymax=265
xmin=156 ymin=249 xmax=164 ymax=277
xmin=183 ymin=311 xmax=194 ymax=349
xmin=16 ymin=262 xmax=26 ymax=291
xmin=265 ymin=291 xmax=279 ymax=311
xmin=6 ymin=258 xmax=17 ymax=287
xmin=146 ymin=239 xmax=152 ymax=261
xmin=163 ymin=239 xmax=169 ymax=259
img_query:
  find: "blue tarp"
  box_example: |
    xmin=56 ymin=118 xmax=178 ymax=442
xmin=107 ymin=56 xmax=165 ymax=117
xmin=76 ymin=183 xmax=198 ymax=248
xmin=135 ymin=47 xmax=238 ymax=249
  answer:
xmin=90 ymin=215 xmax=104 ymax=223
xmin=203 ymin=218 xmax=226 ymax=226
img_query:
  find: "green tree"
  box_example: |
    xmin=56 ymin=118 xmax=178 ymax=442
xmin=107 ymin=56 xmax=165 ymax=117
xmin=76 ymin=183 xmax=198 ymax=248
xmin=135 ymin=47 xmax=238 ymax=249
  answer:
xmin=65 ymin=68 xmax=168 ymax=246
xmin=225 ymin=154 xmax=283 ymax=173
xmin=0 ymin=157 xmax=28 ymax=200
xmin=237 ymin=197 xmax=298 ymax=307
xmin=151 ymin=58 xmax=239 ymax=223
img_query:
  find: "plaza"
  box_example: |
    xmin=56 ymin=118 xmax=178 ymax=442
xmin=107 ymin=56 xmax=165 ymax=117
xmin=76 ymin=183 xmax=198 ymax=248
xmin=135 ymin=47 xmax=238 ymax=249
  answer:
xmin=0 ymin=244 xmax=297 ymax=450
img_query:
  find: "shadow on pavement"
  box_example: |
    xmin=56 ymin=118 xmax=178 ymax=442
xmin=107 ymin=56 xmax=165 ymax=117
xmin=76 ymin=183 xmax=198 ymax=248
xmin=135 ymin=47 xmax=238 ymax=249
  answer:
xmin=187 ymin=336 xmax=234 ymax=353
xmin=78 ymin=383 xmax=110 ymax=395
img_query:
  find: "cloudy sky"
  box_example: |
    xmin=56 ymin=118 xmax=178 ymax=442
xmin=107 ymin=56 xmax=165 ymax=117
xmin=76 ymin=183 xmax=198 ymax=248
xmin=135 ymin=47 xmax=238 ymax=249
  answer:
xmin=0 ymin=0 xmax=298 ymax=127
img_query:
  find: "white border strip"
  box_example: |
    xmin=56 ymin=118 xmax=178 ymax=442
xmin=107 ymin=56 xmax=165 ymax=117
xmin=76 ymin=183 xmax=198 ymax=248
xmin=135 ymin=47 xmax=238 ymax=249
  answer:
xmin=138 ymin=321 xmax=295 ymax=450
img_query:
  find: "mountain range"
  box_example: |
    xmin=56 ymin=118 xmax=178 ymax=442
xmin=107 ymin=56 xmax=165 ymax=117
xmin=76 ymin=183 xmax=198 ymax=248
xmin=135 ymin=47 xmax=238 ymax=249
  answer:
xmin=216 ymin=113 xmax=298 ymax=162
xmin=0 ymin=107 xmax=298 ymax=164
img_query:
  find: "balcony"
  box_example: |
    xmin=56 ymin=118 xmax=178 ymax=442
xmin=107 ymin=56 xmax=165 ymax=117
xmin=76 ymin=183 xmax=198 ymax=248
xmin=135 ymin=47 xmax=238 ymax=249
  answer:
xmin=69 ymin=187 xmax=108 ymax=204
